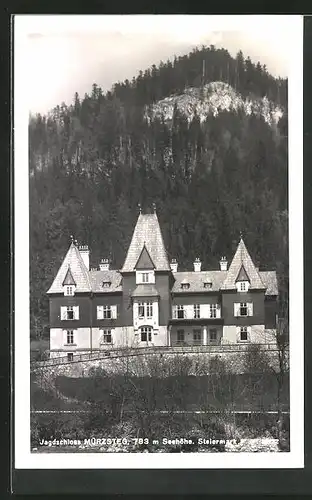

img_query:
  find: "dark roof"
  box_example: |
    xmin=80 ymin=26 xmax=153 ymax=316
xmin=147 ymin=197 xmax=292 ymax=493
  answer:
xmin=89 ymin=270 xmax=122 ymax=293
xmin=47 ymin=243 xmax=91 ymax=294
xmin=236 ymin=264 xmax=250 ymax=282
xmin=221 ymin=238 xmax=265 ymax=290
xmin=135 ymin=244 xmax=155 ymax=270
xmin=131 ymin=284 xmax=160 ymax=298
xmin=121 ymin=213 xmax=170 ymax=272
xmin=62 ymin=266 xmax=76 ymax=286
xmin=172 ymin=269 xmax=278 ymax=295
xmin=172 ymin=271 xmax=227 ymax=293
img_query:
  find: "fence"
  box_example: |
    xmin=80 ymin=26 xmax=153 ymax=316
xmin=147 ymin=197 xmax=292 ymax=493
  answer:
xmin=31 ymin=343 xmax=286 ymax=370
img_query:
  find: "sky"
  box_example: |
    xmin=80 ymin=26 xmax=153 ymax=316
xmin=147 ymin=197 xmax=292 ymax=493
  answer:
xmin=15 ymin=15 xmax=297 ymax=114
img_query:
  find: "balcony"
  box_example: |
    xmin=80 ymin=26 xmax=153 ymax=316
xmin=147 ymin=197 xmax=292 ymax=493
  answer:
xmin=170 ymin=313 xmax=223 ymax=325
xmin=171 ymin=305 xmax=222 ymax=324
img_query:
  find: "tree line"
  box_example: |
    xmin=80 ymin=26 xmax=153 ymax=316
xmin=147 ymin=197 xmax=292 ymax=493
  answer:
xmin=29 ymin=45 xmax=288 ymax=339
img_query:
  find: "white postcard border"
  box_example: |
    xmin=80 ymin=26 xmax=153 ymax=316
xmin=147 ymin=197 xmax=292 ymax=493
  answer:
xmin=14 ymin=14 xmax=304 ymax=469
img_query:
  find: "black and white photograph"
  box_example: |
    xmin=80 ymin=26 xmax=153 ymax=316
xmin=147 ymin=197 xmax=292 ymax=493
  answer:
xmin=14 ymin=14 xmax=303 ymax=469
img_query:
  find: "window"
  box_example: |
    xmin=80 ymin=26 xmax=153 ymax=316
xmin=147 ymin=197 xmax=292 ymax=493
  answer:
xmin=66 ymin=330 xmax=74 ymax=344
xmin=194 ymin=304 xmax=200 ymax=319
xmin=204 ymin=282 xmax=212 ymax=289
xmin=67 ymin=306 xmax=74 ymax=320
xmin=234 ymin=302 xmax=253 ymax=317
xmin=173 ymin=305 xmax=185 ymax=319
xmin=177 ymin=329 xmax=185 ymax=342
xmin=67 ymin=353 xmax=74 ymax=362
xmin=209 ymin=329 xmax=217 ymax=342
xmin=240 ymin=302 xmax=248 ymax=316
xmin=138 ymin=302 xmax=153 ymax=319
xmin=146 ymin=302 xmax=153 ymax=318
xmin=138 ymin=302 xmax=145 ymax=317
xmin=103 ymin=305 xmax=111 ymax=319
xmin=97 ymin=305 xmax=117 ymax=319
xmin=64 ymin=286 xmax=74 ymax=296
xmin=61 ymin=306 xmax=79 ymax=320
xmin=210 ymin=304 xmax=217 ymax=318
xmin=101 ymin=329 xmax=112 ymax=344
xmin=140 ymin=326 xmax=152 ymax=342
xmin=240 ymin=326 xmax=248 ymax=341
xmin=102 ymin=281 xmax=111 ymax=288
xmin=181 ymin=283 xmax=190 ymax=290
xmin=193 ymin=329 xmax=201 ymax=345
xmin=177 ymin=305 xmax=185 ymax=319
xmin=136 ymin=270 xmax=155 ymax=284
xmin=236 ymin=281 xmax=250 ymax=292
xmin=142 ymin=273 xmax=149 ymax=283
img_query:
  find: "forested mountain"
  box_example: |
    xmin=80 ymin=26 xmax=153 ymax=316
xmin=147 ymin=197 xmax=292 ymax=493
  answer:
xmin=29 ymin=45 xmax=288 ymax=339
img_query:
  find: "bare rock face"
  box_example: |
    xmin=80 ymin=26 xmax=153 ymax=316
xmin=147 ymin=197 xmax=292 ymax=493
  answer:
xmin=147 ymin=81 xmax=283 ymax=126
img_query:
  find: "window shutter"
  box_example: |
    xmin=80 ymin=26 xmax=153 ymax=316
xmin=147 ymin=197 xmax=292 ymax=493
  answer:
xmin=173 ymin=306 xmax=177 ymax=319
xmin=247 ymin=303 xmax=253 ymax=317
xmin=247 ymin=326 xmax=251 ymax=341
xmin=97 ymin=306 xmax=103 ymax=319
xmin=234 ymin=303 xmax=240 ymax=317
xmin=111 ymin=305 xmax=117 ymax=319
xmin=61 ymin=306 xmax=67 ymax=320
xmin=73 ymin=306 xmax=79 ymax=320
xmin=236 ymin=327 xmax=241 ymax=342
xmin=216 ymin=304 xmax=221 ymax=318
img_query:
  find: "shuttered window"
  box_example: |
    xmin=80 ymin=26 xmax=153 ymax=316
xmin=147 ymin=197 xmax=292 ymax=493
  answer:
xmin=60 ymin=306 xmax=79 ymax=320
xmin=234 ymin=302 xmax=253 ymax=317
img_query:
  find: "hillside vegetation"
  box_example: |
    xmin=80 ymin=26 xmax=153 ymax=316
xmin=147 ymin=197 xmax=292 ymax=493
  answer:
xmin=29 ymin=45 xmax=288 ymax=338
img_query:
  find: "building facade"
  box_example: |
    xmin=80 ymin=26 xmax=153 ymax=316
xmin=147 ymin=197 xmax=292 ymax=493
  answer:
xmin=47 ymin=209 xmax=278 ymax=359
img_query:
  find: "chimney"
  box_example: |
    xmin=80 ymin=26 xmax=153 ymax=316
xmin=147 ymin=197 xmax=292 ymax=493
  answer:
xmin=170 ymin=258 xmax=178 ymax=273
xmin=220 ymin=256 xmax=228 ymax=271
xmin=193 ymin=258 xmax=202 ymax=272
xmin=99 ymin=258 xmax=110 ymax=271
xmin=79 ymin=245 xmax=90 ymax=270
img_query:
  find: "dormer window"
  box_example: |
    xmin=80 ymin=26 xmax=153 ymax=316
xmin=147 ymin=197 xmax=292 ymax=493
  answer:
xmin=236 ymin=280 xmax=250 ymax=292
xmin=142 ymin=273 xmax=149 ymax=283
xmin=64 ymin=285 xmax=75 ymax=296
xmin=136 ymin=270 xmax=155 ymax=284
xmin=102 ymin=281 xmax=111 ymax=288
xmin=181 ymin=283 xmax=190 ymax=290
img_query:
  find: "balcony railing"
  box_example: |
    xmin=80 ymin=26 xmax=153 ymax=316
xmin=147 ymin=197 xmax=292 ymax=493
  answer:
xmin=172 ymin=340 xmax=221 ymax=347
xmin=172 ymin=308 xmax=221 ymax=321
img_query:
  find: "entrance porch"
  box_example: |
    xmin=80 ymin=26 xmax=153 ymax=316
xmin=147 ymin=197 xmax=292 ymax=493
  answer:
xmin=169 ymin=325 xmax=223 ymax=347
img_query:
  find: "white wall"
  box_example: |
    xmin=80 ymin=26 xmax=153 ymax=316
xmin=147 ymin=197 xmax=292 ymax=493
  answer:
xmin=133 ymin=299 xmax=159 ymax=330
xmin=222 ymin=326 xmax=238 ymax=344
xmin=222 ymin=324 xmax=268 ymax=344
xmin=50 ymin=327 xmax=91 ymax=351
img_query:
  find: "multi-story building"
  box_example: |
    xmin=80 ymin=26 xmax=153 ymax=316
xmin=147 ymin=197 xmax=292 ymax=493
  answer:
xmin=47 ymin=208 xmax=278 ymax=359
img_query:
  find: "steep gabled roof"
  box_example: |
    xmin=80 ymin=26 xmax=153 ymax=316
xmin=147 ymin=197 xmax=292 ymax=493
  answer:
xmin=236 ymin=264 xmax=250 ymax=282
xmin=62 ymin=266 xmax=76 ymax=286
xmin=47 ymin=243 xmax=91 ymax=294
xmin=221 ymin=238 xmax=265 ymax=290
xmin=121 ymin=213 xmax=170 ymax=272
xmin=135 ymin=244 xmax=155 ymax=270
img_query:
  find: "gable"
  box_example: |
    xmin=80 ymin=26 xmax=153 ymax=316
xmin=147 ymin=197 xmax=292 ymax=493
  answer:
xmin=236 ymin=264 xmax=249 ymax=282
xmin=121 ymin=213 xmax=170 ymax=272
xmin=47 ymin=243 xmax=91 ymax=294
xmin=221 ymin=238 xmax=265 ymax=290
xmin=135 ymin=244 xmax=155 ymax=270
xmin=62 ymin=266 xmax=76 ymax=286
